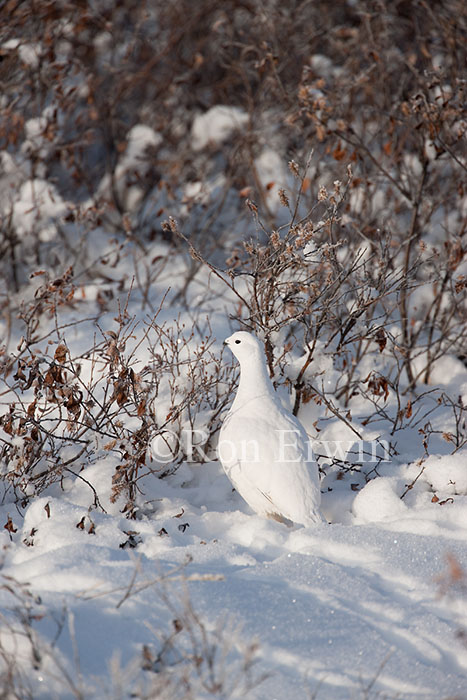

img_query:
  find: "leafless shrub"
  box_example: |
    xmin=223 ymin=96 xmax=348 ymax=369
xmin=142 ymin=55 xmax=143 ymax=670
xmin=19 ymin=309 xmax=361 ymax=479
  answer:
xmin=126 ymin=584 xmax=266 ymax=700
xmin=0 ymin=0 xmax=465 ymax=496
xmin=0 ymin=265 xmax=238 ymax=514
xmin=0 ymin=560 xmax=265 ymax=700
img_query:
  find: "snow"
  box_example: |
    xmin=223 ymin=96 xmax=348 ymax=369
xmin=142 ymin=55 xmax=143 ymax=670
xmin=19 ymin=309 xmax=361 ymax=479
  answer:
xmin=352 ymin=477 xmax=409 ymax=523
xmin=254 ymin=148 xmax=289 ymax=211
xmin=2 ymin=453 xmax=467 ymax=698
xmin=1 ymin=401 xmax=466 ymax=696
xmin=1 ymin=314 xmax=467 ymax=699
xmin=1 ymin=75 xmax=466 ymax=700
xmin=191 ymin=105 xmax=249 ymax=151
xmin=424 ymin=453 xmax=467 ymax=496
xmin=120 ymin=125 xmax=162 ymax=169
xmin=2 ymin=38 xmax=41 ymax=68
xmin=12 ymin=179 xmax=67 ymax=242
xmin=96 ymin=124 xmax=162 ymax=211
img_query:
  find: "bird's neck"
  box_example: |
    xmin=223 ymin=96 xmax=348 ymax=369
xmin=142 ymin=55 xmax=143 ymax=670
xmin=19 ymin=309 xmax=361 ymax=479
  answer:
xmin=232 ymin=357 xmax=274 ymax=412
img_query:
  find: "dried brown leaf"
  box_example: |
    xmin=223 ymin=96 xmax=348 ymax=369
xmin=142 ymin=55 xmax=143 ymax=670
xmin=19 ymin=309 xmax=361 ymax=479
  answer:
xmin=4 ymin=516 xmax=17 ymax=534
xmin=54 ymin=343 xmax=67 ymax=365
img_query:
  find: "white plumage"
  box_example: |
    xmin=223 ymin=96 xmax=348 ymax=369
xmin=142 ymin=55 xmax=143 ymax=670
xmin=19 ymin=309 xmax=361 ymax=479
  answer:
xmin=219 ymin=331 xmax=324 ymax=527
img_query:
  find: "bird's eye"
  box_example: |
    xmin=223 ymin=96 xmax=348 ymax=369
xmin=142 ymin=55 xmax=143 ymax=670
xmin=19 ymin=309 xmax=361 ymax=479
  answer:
xmin=235 ymin=339 xmax=241 ymax=344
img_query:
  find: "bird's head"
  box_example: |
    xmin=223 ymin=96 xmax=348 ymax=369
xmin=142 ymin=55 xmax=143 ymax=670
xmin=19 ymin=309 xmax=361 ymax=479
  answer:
xmin=223 ymin=331 xmax=264 ymax=363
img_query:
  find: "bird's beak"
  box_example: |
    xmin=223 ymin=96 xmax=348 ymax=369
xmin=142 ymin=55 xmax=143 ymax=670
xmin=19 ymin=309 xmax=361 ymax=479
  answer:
xmin=223 ymin=340 xmax=229 ymax=345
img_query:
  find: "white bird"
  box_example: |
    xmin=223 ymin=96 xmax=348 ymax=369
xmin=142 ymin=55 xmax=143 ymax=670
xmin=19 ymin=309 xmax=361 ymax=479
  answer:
xmin=219 ymin=331 xmax=324 ymax=527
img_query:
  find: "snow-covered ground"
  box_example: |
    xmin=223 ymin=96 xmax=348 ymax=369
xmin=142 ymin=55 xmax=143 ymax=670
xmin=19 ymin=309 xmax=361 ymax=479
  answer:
xmin=1 ymin=282 xmax=466 ymax=698
xmin=1 ymin=19 xmax=466 ymax=696
xmin=1 ymin=446 xmax=467 ymax=699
